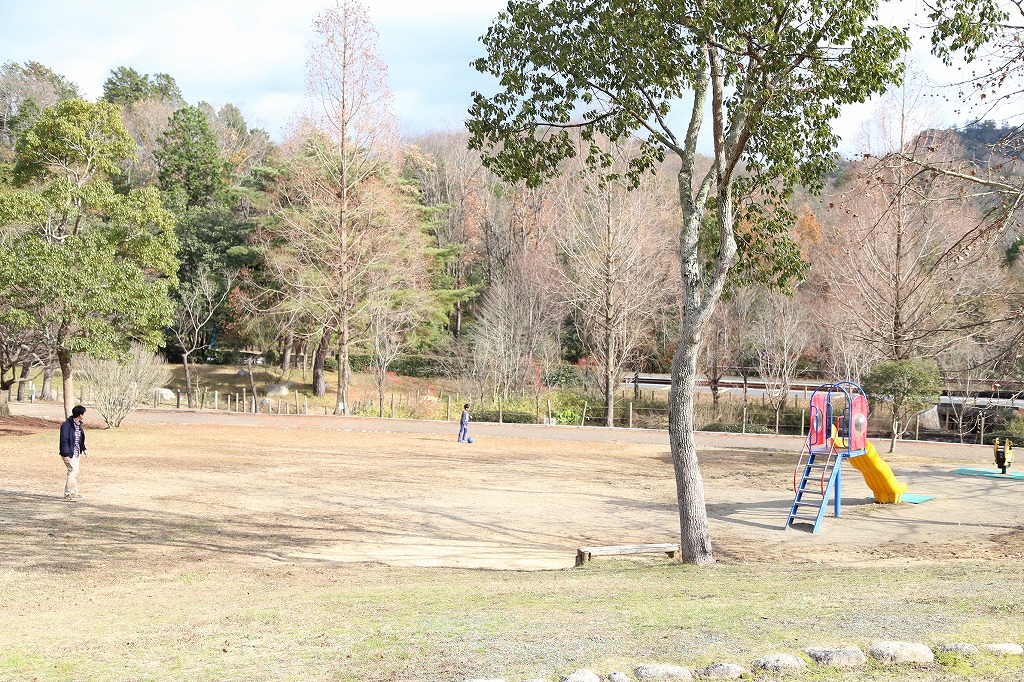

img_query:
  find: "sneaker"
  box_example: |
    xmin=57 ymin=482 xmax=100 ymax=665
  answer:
xmin=64 ymin=495 xmax=79 ymax=502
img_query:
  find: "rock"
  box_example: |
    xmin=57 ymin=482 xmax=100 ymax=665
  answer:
xmin=696 ymin=663 xmax=744 ymax=679
xmin=633 ymin=664 xmax=692 ymax=680
xmin=868 ymin=641 xmax=934 ymax=664
xmin=980 ymin=643 xmax=1024 ymax=656
xmin=265 ymin=383 xmax=292 ymax=397
xmin=803 ymin=646 xmax=867 ymax=668
xmin=751 ymin=654 xmax=807 ymax=672
xmin=561 ymin=671 xmax=600 ymax=682
xmin=607 ymin=673 xmax=631 ymax=682
xmin=936 ymin=643 xmax=980 ymax=656
xmin=151 ymin=388 xmax=175 ymax=401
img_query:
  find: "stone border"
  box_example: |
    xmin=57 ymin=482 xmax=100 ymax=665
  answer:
xmin=463 ymin=638 xmax=1022 ymax=682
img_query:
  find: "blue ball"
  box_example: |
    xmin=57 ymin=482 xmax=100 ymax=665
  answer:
xmin=467 ymin=437 xmax=474 ymax=443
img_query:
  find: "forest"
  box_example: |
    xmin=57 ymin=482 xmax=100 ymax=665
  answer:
xmin=2 ymin=0 xmax=1024 ymax=456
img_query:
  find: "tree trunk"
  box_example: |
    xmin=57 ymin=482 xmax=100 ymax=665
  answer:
xmin=246 ymin=356 xmax=258 ymax=402
xmin=605 ymin=356 xmax=615 ymax=428
xmin=889 ymin=413 xmax=899 ymax=453
xmin=16 ymin=361 xmax=30 ymax=401
xmin=0 ymin=373 xmax=12 ymax=417
xmin=334 ymin=320 xmax=350 ymax=416
xmin=313 ymin=330 xmax=330 ymax=397
xmin=668 ymin=333 xmax=715 ymax=565
xmin=183 ymin=354 xmax=195 ymax=408
xmin=282 ymin=331 xmax=294 ymax=373
xmin=42 ymin=366 xmax=55 ymax=401
xmin=58 ymin=349 xmax=74 ymax=419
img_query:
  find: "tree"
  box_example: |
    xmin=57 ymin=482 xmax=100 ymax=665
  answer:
xmin=102 ymin=67 xmax=181 ymax=107
xmin=0 ymin=318 xmax=43 ymax=419
xmin=938 ymin=341 xmax=993 ymax=443
xmin=0 ymin=60 xmax=80 ymax=157
xmin=155 ymin=105 xmax=227 ymax=207
xmin=863 ymin=358 xmax=942 ymax=452
xmin=169 ymin=267 xmax=235 ymax=408
xmin=892 ymin=2 xmax=1024 ymax=234
xmin=558 ymin=159 xmax=674 ymax=426
xmin=470 ymin=250 xmax=564 ymax=399
xmin=366 ymin=291 xmax=421 ymax=417
xmin=257 ymin=149 xmax=425 ymax=412
xmin=756 ymin=292 xmax=810 ymax=433
xmin=0 ymin=99 xmax=178 ymax=417
xmin=467 ymin=0 xmax=909 ymax=564
xmin=117 ymin=98 xmax=177 ymax=189
xmin=819 ymin=91 xmax=1008 ymax=364
xmin=404 ymin=135 xmax=487 ymax=337
xmin=259 ymin=0 xmax=403 ymax=413
xmin=700 ymin=287 xmax=758 ymax=414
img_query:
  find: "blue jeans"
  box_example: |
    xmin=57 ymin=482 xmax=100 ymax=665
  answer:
xmin=458 ymin=424 xmax=468 ymax=442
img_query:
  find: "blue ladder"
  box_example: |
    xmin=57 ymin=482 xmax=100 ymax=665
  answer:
xmin=785 ymin=445 xmax=842 ymax=533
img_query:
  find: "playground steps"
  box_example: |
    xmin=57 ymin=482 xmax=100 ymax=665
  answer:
xmin=786 ymin=447 xmax=841 ymax=533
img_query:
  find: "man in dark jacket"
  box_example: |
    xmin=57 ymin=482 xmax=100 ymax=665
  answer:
xmin=59 ymin=405 xmax=88 ymax=500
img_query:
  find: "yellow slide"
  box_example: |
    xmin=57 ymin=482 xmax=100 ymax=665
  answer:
xmin=848 ymin=441 xmax=907 ymax=503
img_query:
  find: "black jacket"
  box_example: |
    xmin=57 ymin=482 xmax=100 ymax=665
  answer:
xmin=59 ymin=417 xmax=85 ymax=457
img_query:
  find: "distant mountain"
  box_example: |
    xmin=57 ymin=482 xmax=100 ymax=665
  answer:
xmin=948 ymin=120 xmax=1024 ymax=162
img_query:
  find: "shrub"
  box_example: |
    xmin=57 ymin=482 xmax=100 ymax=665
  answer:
xmin=78 ymin=347 xmax=172 ymax=427
xmin=548 ymin=364 xmax=586 ymax=389
xmin=323 ymin=357 xmax=339 ymax=373
xmin=348 ymin=353 xmax=372 ymax=372
xmin=390 ymin=355 xmax=444 ymax=378
xmin=475 ymin=409 xmax=535 ymax=424
xmin=701 ymin=422 xmax=774 ymax=434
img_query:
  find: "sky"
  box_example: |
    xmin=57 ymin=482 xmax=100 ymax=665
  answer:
xmin=0 ymin=0 xmax=1010 ymax=155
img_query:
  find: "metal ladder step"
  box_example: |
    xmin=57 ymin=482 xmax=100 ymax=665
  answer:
xmin=794 ymin=477 xmax=827 ymax=489
xmin=789 ymin=514 xmax=821 ymax=522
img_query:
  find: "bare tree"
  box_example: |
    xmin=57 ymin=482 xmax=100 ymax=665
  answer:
xmin=821 ymin=89 xmax=1010 ymax=363
xmin=757 ymin=292 xmax=810 ymax=433
xmin=119 ymin=99 xmax=176 ymax=189
xmin=471 ymin=250 xmax=564 ymax=399
xmin=938 ymin=340 xmax=999 ymax=442
xmin=558 ymin=164 xmax=675 ymax=426
xmin=256 ymin=0 xmax=409 ymax=414
xmin=699 ymin=287 xmax=759 ymax=414
xmin=169 ymin=267 xmax=235 ymax=408
xmin=366 ymin=292 xmax=421 ymax=417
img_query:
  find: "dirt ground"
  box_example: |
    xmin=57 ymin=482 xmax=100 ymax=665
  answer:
xmin=3 ymin=404 xmax=1022 ymax=572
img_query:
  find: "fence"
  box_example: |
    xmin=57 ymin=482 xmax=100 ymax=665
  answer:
xmin=7 ymin=382 xmax=1009 ymax=445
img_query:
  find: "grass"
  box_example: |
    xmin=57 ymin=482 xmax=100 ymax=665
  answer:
xmin=1 ymin=417 xmax=1021 ymax=680
xmin=0 ymin=559 xmax=1022 ymax=681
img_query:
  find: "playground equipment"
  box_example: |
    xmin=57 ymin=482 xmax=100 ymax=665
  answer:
xmin=785 ymin=382 xmax=907 ymax=533
xmin=993 ymin=438 xmax=1014 ymax=474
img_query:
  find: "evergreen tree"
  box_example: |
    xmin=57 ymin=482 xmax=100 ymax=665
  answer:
xmin=155 ymin=105 xmax=226 ymax=207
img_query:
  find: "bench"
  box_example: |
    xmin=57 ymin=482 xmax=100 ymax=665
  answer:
xmin=575 ymin=543 xmax=680 ymax=566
